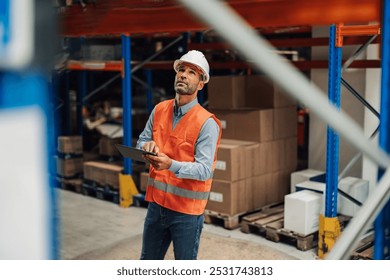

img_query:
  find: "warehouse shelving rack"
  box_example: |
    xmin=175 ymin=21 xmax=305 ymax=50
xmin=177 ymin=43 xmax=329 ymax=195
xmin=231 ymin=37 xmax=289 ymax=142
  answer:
xmin=59 ymin=0 xmax=388 ymax=259
xmin=320 ymin=23 xmax=382 ymax=258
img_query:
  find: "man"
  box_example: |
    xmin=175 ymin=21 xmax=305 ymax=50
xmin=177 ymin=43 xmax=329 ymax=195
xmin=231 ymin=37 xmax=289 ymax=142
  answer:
xmin=136 ymin=50 xmax=222 ymax=260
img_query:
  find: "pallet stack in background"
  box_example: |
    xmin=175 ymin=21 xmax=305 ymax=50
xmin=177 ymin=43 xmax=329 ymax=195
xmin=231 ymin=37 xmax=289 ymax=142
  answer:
xmin=206 ymin=75 xmax=298 ymax=218
xmin=82 ymin=136 xmax=125 ymax=204
xmin=55 ymin=136 xmax=84 ymax=191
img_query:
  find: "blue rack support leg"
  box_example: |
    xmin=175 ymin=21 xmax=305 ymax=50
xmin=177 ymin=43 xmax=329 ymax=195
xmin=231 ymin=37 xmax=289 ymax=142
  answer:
xmin=119 ymin=34 xmax=139 ymax=207
xmin=319 ymin=24 xmax=342 ymax=259
xmin=375 ymin=0 xmax=390 ymax=260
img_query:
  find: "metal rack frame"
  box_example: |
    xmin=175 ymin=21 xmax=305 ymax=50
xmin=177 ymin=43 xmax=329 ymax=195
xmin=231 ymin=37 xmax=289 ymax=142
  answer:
xmin=59 ymin=0 xmax=389 ymax=258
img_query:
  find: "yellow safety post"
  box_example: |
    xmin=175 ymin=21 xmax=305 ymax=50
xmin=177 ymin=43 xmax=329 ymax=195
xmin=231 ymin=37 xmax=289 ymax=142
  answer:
xmin=318 ymin=214 xmax=341 ymax=258
xmin=119 ymin=173 xmax=139 ymax=207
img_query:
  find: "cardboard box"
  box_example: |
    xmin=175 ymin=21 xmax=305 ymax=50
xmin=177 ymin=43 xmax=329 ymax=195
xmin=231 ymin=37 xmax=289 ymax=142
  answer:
xmin=273 ymin=107 xmax=297 ymax=140
xmin=56 ymin=157 xmax=83 ymax=177
xmin=99 ymin=137 xmax=122 ymax=156
xmin=208 ymin=76 xmax=246 ymax=109
xmin=206 ymin=179 xmax=248 ymax=215
xmin=104 ymin=163 xmax=124 ymax=189
xmin=284 ymin=190 xmax=323 ymax=235
xmin=139 ymin=172 xmax=149 ymax=192
xmin=208 ymin=75 xmax=296 ymax=110
xmin=58 ymin=136 xmax=83 ymax=154
xmin=211 ymin=110 xmax=236 ymax=139
xmin=235 ymin=109 xmax=274 ymax=142
xmin=290 ymin=169 xmax=325 ymax=193
xmin=284 ymin=137 xmax=297 ymax=172
xmin=83 ymin=161 xmax=123 ymax=189
xmin=245 ymin=75 xmax=296 ymax=108
xmin=249 ymin=174 xmax=271 ymax=210
xmin=212 ymin=109 xmax=274 ymax=142
xmin=215 ymin=139 xmax=259 ymax=181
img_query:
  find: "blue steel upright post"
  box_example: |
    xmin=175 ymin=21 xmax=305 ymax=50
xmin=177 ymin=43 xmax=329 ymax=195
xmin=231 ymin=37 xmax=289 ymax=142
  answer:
xmin=78 ymin=37 xmax=87 ymax=135
xmin=375 ymin=0 xmax=390 ymax=260
xmin=122 ymin=34 xmax=132 ymax=174
xmin=119 ymin=34 xmax=139 ymax=207
xmin=318 ymin=24 xmax=342 ymax=258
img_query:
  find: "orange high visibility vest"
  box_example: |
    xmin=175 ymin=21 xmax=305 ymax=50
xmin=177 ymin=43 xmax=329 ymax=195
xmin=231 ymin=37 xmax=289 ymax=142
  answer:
xmin=145 ymin=99 xmax=221 ymax=215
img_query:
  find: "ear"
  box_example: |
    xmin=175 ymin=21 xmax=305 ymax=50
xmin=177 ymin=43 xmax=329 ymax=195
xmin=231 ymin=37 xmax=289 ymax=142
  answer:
xmin=197 ymin=80 xmax=205 ymax=91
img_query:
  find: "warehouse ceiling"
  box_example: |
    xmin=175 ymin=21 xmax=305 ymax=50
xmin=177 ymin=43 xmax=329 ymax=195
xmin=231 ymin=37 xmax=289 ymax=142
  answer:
xmin=59 ymin=0 xmax=380 ymax=37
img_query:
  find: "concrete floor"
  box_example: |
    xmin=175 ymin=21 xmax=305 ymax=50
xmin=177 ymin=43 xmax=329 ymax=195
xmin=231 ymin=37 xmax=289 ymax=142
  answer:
xmin=58 ymin=189 xmax=318 ymax=260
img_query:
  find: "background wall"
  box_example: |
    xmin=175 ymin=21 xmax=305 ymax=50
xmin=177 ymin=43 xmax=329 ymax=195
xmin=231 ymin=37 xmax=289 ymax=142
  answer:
xmin=308 ymin=26 xmax=379 ymax=185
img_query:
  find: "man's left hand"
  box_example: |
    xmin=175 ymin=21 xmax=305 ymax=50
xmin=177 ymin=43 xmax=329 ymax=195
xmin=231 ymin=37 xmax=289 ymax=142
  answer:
xmin=145 ymin=152 xmax=172 ymax=170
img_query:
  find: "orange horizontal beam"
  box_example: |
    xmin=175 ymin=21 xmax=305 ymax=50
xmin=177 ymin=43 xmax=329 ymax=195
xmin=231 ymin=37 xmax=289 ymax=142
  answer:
xmin=292 ymin=60 xmax=381 ymax=70
xmin=131 ymin=59 xmax=381 ymax=71
xmin=67 ymin=60 xmax=123 ymax=71
xmin=61 ymin=0 xmax=381 ymax=37
xmin=336 ymin=24 xmax=381 ymax=46
xmin=338 ymin=24 xmax=381 ymax=37
xmin=188 ymin=36 xmax=381 ymax=50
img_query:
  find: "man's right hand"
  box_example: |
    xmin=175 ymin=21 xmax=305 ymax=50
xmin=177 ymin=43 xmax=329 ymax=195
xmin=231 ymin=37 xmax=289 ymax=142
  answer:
xmin=142 ymin=141 xmax=160 ymax=154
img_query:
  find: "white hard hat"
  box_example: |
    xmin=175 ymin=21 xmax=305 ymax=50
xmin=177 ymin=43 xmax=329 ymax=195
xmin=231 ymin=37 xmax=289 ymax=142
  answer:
xmin=173 ymin=50 xmax=210 ymax=83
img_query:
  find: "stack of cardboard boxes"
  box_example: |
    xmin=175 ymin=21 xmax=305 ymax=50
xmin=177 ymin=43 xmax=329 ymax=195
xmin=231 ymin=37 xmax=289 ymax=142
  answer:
xmin=206 ymin=75 xmax=298 ymax=216
xmin=56 ymin=136 xmax=84 ymax=178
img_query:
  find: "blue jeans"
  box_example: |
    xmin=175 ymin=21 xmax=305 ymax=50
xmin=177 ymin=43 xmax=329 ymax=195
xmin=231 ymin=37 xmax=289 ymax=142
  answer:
xmin=140 ymin=202 xmax=204 ymax=260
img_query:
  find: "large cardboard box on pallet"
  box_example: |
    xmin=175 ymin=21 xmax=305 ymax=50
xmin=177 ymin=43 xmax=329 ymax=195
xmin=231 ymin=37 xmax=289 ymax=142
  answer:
xmin=273 ymin=106 xmax=297 ymax=140
xmin=58 ymin=136 xmax=83 ymax=154
xmin=245 ymin=75 xmax=296 ymax=108
xmin=215 ymin=139 xmax=260 ymax=181
xmin=284 ymin=137 xmax=298 ymax=172
xmin=248 ymin=174 xmax=271 ymax=210
xmin=56 ymin=157 xmax=83 ymax=177
xmin=99 ymin=136 xmax=122 ymax=157
xmin=208 ymin=75 xmax=296 ymax=110
xmin=83 ymin=161 xmax=123 ymax=189
xmin=212 ymin=109 xmax=274 ymax=142
xmin=211 ymin=110 xmax=236 ymax=139
xmin=208 ymin=75 xmax=246 ymax=109
xmin=206 ymin=179 xmax=248 ymax=215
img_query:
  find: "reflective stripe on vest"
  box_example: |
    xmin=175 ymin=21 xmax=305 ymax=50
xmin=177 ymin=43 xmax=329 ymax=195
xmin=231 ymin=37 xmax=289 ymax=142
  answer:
xmin=148 ymin=177 xmax=210 ymax=200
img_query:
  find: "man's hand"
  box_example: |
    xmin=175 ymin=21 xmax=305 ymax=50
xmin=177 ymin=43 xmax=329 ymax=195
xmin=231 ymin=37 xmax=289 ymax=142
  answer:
xmin=142 ymin=141 xmax=160 ymax=154
xmin=144 ymin=152 xmax=172 ymax=171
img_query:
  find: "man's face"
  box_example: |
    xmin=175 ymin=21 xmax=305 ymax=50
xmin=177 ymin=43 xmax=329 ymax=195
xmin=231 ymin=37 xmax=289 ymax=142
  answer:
xmin=174 ymin=63 xmax=204 ymax=95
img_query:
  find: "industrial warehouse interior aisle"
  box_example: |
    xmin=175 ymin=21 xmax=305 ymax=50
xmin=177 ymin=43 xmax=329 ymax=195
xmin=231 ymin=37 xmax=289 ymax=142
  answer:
xmin=58 ymin=189 xmax=317 ymax=260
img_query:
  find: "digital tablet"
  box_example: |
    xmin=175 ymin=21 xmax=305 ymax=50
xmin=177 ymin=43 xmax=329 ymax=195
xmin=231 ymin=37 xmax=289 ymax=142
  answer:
xmin=115 ymin=144 xmax=157 ymax=163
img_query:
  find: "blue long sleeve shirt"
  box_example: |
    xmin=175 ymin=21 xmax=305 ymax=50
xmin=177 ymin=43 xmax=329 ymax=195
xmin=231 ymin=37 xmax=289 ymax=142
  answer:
xmin=136 ymin=98 xmax=220 ymax=181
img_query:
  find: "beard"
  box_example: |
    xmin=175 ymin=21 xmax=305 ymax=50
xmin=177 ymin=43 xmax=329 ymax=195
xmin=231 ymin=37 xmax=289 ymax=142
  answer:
xmin=174 ymin=79 xmax=197 ymax=95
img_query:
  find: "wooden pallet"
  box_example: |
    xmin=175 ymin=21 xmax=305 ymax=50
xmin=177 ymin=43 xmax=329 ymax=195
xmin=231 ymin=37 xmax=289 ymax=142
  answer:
xmin=241 ymin=206 xmax=352 ymax=251
xmin=241 ymin=208 xmax=317 ymax=251
xmin=82 ymin=181 xmax=120 ymax=204
xmin=204 ymin=202 xmax=284 ymax=230
xmin=204 ymin=210 xmax=243 ymax=229
xmin=351 ymin=234 xmax=374 ymax=260
xmin=56 ymin=176 xmax=83 ymax=193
